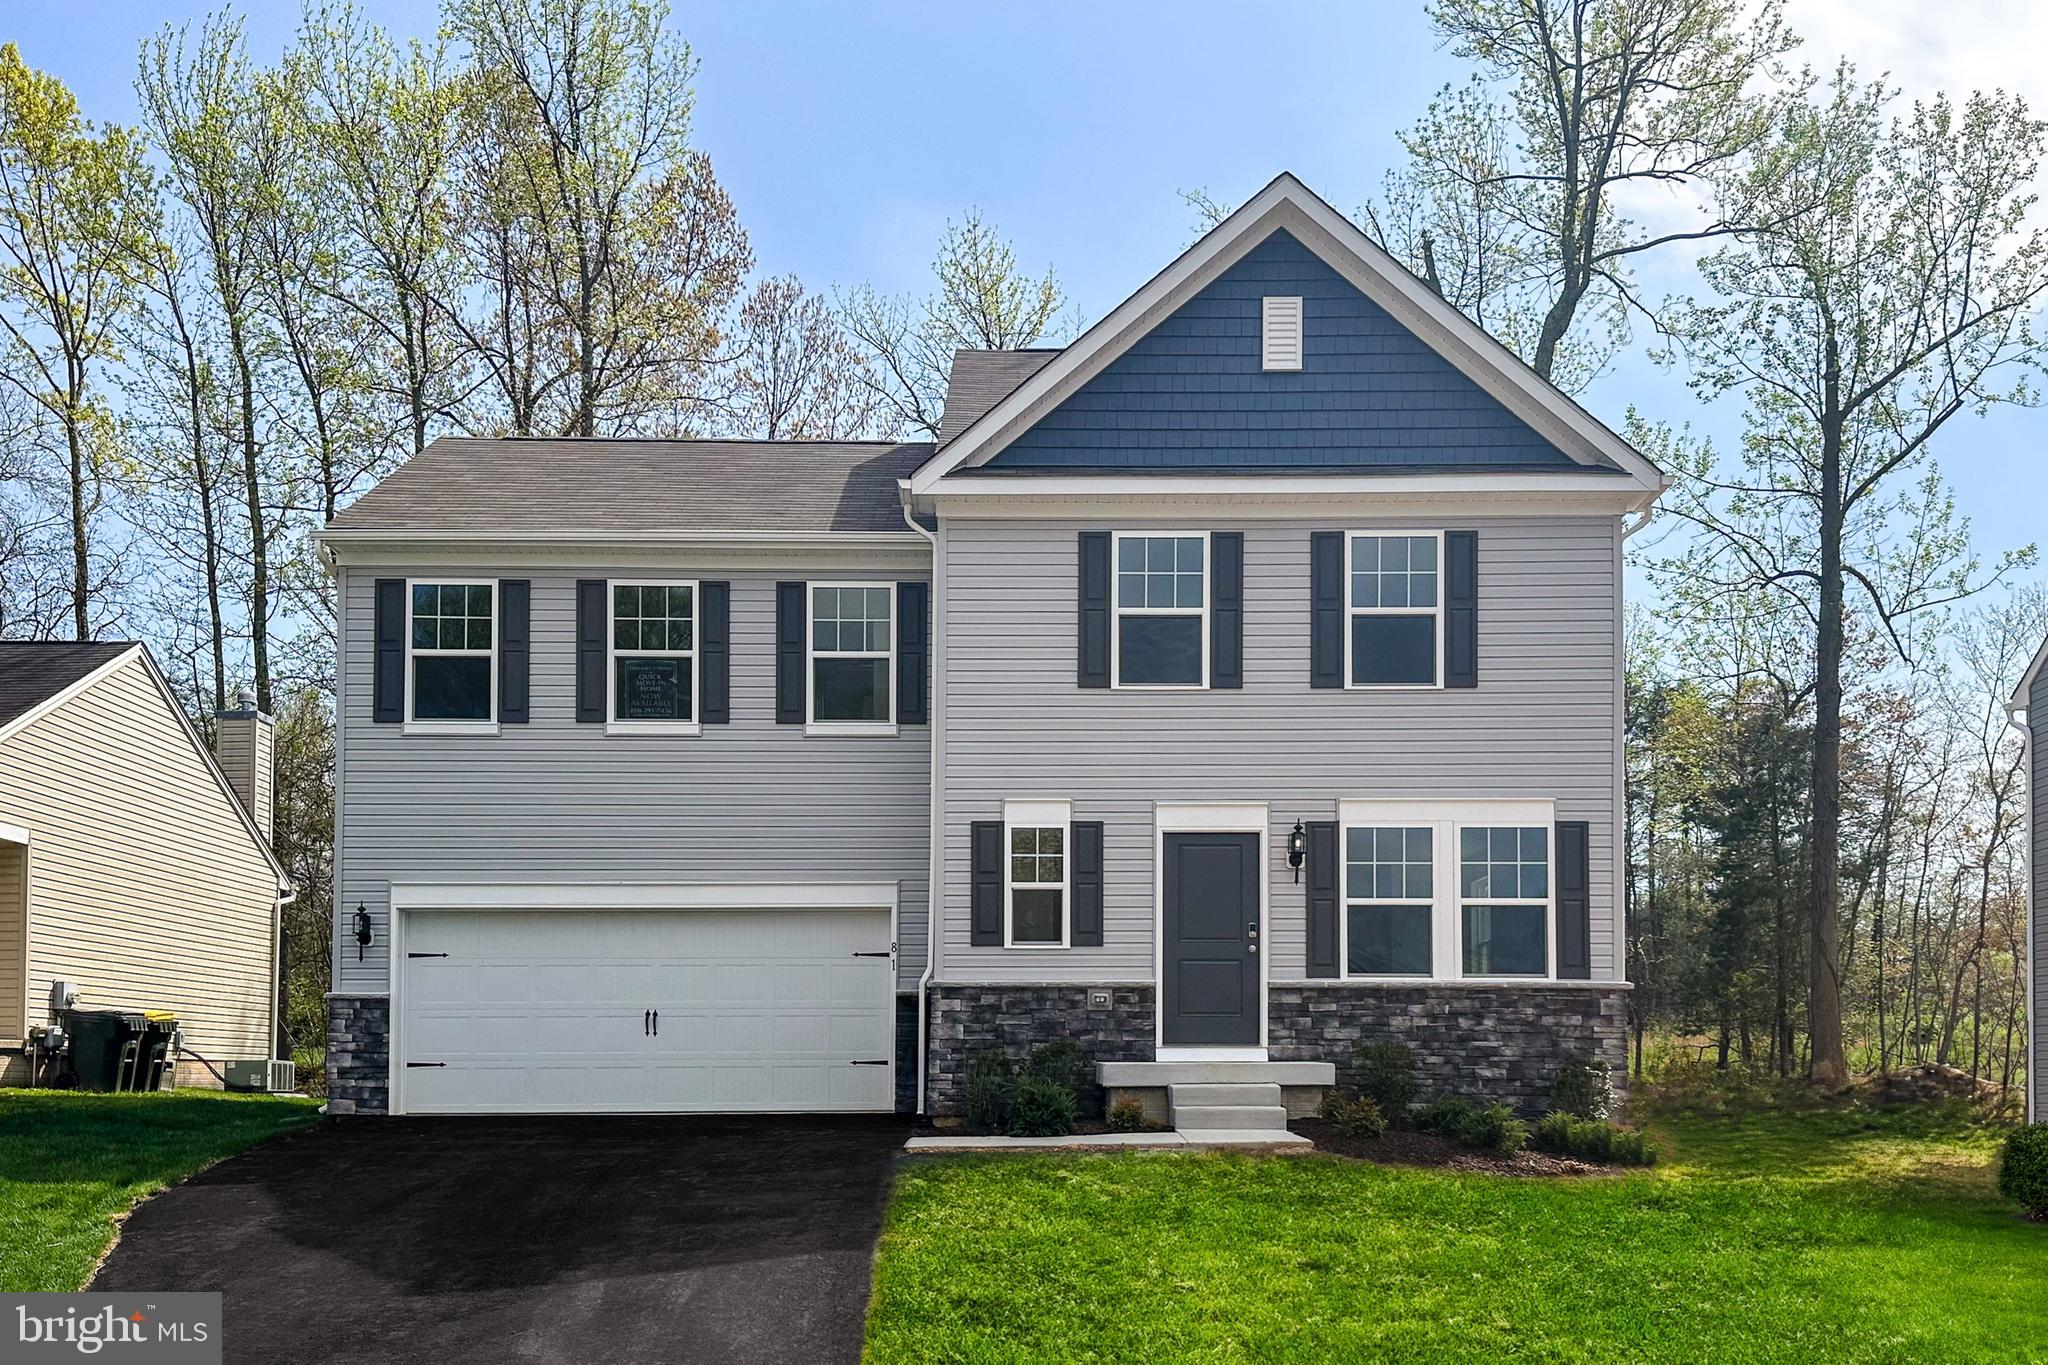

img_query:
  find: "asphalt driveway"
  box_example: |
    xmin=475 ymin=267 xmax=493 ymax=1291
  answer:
xmin=93 ymin=1113 xmax=910 ymax=1365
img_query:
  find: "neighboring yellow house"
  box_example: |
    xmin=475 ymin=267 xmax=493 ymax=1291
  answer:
xmin=0 ymin=642 xmax=291 ymax=1088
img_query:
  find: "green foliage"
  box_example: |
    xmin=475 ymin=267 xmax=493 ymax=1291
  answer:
xmin=1316 ymin=1091 xmax=1387 ymax=1141
xmin=1533 ymin=1111 xmax=1658 ymax=1166
xmin=1996 ymin=1124 xmax=2048 ymax=1217
xmin=1549 ymin=1056 xmax=1615 ymax=1121
xmin=1413 ymin=1096 xmax=1526 ymax=1154
xmin=1349 ymin=1041 xmax=1420 ymax=1116
xmin=1105 ymin=1097 xmax=1147 ymax=1133
xmin=1007 ymin=1076 xmax=1077 ymax=1138
xmin=962 ymin=1050 xmax=1014 ymax=1135
xmin=1022 ymin=1040 xmax=1089 ymax=1100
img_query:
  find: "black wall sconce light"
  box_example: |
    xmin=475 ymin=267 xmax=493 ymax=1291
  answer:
xmin=352 ymin=904 xmax=373 ymax=962
xmin=1287 ymin=820 xmax=1307 ymax=883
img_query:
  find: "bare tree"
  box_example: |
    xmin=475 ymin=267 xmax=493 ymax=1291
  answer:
xmin=722 ymin=274 xmax=880 ymax=440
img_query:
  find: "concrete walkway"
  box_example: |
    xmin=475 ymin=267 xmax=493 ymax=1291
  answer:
xmin=905 ymin=1128 xmax=1312 ymax=1153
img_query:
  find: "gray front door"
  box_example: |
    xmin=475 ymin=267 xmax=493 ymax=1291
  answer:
xmin=1162 ymin=831 xmax=1261 ymax=1045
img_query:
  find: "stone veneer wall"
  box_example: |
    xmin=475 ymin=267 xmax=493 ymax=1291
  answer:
xmin=1267 ymin=983 xmax=1630 ymax=1115
xmin=926 ymin=984 xmax=1155 ymax=1116
xmin=326 ymin=994 xmax=390 ymax=1115
xmin=894 ymin=993 xmax=918 ymax=1115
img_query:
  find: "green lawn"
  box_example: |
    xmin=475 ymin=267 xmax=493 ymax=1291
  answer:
xmin=0 ymin=1089 xmax=320 ymax=1291
xmin=866 ymin=1103 xmax=2044 ymax=1363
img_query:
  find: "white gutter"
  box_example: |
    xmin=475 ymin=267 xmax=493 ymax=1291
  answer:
xmin=2007 ymin=701 xmax=2034 ymax=1124
xmin=901 ymin=484 xmax=940 ymax=1114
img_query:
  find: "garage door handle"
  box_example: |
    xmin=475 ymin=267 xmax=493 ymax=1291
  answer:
xmin=850 ymin=1060 xmax=888 ymax=1066
xmin=851 ymin=951 xmax=891 ymax=958
xmin=652 ymin=1010 xmax=658 ymax=1036
xmin=643 ymin=1009 xmax=651 ymax=1036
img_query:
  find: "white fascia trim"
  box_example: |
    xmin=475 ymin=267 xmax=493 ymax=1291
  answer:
xmin=909 ymin=172 xmax=1668 ymax=496
xmin=924 ymin=476 xmax=1651 ymax=520
xmin=0 ymin=820 xmax=28 ymax=845
xmin=317 ymin=527 xmax=924 ymax=548
xmin=2009 ymin=632 xmax=2048 ymax=709
xmin=389 ymin=881 xmax=901 ymax=912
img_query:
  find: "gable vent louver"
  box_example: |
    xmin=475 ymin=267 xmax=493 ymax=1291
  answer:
xmin=1261 ymin=295 xmax=1303 ymax=371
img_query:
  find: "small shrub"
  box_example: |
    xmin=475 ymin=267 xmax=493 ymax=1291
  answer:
xmin=1106 ymin=1097 xmax=1148 ymax=1132
xmin=962 ymin=1050 xmax=1015 ymax=1134
xmin=1023 ymin=1039 xmax=1090 ymax=1099
xmin=1009 ymin=1075 xmax=1078 ymax=1137
xmin=1413 ymin=1095 xmax=1474 ymax=1137
xmin=1350 ymin=1041 xmax=1420 ymax=1116
xmin=1998 ymin=1124 xmax=2048 ymax=1217
xmin=1531 ymin=1110 xmax=1656 ymax=1166
xmin=1551 ymin=1055 xmax=1616 ymax=1121
xmin=1456 ymin=1100 xmax=1528 ymax=1155
xmin=1316 ymin=1090 xmax=1387 ymax=1140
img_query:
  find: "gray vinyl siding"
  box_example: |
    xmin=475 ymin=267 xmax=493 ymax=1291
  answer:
xmin=936 ymin=515 xmax=1623 ymax=984
xmin=335 ymin=564 xmax=931 ymax=993
xmin=2032 ymin=669 xmax=2046 ymax=1119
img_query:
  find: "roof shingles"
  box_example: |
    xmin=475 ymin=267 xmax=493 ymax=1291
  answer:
xmin=0 ymin=642 xmax=134 ymax=731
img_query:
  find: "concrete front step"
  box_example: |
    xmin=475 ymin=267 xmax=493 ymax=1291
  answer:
xmin=1098 ymin=1060 xmax=1336 ymax=1087
xmin=1170 ymin=1082 xmax=1281 ymax=1107
xmin=1173 ymin=1104 xmax=1291 ymax=1132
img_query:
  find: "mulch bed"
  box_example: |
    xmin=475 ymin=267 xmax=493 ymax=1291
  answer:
xmin=1292 ymin=1119 xmax=1615 ymax=1177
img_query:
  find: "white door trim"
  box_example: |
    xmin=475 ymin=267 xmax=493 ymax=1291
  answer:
xmin=1153 ymin=802 xmax=1269 ymax=1056
xmin=387 ymin=881 xmax=900 ymax=1116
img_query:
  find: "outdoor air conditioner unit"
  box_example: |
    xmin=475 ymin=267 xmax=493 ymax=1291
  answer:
xmin=223 ymin=1059 xmax=296 ymax=1093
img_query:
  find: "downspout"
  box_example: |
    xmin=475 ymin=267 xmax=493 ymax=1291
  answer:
xmin=2006 ymin=701 xmax=2033 ymax=1124
xmin=901 ymin=486 xmax=939 ymax=1114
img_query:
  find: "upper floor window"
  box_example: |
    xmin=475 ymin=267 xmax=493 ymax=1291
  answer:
xmin=1114 ymin=532 xmax=1206 ymax=688
xmin=408 ymin=581 xmax=493 ymax=723
xmin=611 ymin=582 xmax=695 ymax=726
xmin=811 ymin=584 xmax=893 ymax=725
xmin=1349 ymin=532 xmax=1440 ymax=687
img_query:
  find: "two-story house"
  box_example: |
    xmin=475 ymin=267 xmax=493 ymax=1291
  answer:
xmin=321 ymin=174 xmax=1665 ymax=1129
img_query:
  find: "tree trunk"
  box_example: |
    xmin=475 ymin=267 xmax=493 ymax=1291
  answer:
xmin=64 ymin=385 xmax=90 ymax=641
xmin=1807 ymin=414 xmax=1849 ymax=1088
xmin=229 ymin=314 xmax=271 ymax=712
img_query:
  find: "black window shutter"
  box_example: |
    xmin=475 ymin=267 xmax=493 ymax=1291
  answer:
xmin=775 ymin=582 xmax=806 ymax=724
xmin=499 ymin=579 xmax=530 ymax=723
xmin=1307 ymin=820 xmax=1340 ymax=977
xmin=575 ymin=579 xmax=606 ymax=723
xmin=1310 ymin=531 xmax=1343 ymax=688
xmin=1555 ymin=820 xmax=1592 ymax=979
xmin=897 ymin=581 xmax=928 ymax=724
xmin=1446 ymin=530 xmax=1478 ymax=689
xmin=1077 ymin=532 xmax=1110 ymax=688
xmin=700 ymin=581 xmax=730 ymax=724
xmin=1072 ymin=820 xmax=1105 ymax=947
xmin=970 ymin=821 xmax=1003 ymax=946
xmin=372 ymin=578 xmax=404 ymax=723
xmin=1210 ymin=532 xmax=1243 ymax=689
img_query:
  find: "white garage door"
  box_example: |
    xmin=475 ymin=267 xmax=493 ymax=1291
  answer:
xmin=396 ymin=908 xmax=895 ymax=1114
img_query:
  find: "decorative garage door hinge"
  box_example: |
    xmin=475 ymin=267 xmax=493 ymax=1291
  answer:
xmin=849 ymin=1059 xmax=888 ymax=1066
xmin=404 ymin=1062 xmax=447 ymax=1068
xmin=850 ymin=951 xmax=891 ymax=958
xmin=406 ymin=952 xmax=449 ymax=958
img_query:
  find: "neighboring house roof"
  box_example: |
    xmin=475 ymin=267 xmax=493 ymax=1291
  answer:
xmin=322 ymin=437 xmax=936 ymax=538
xmin=0 ymin=641 xmax=133 ymax=730
xmin=937 ymin=349 xmax=1061 ymax=446
xmin=0 ymin=642 xmax=291 ymax=891
xmin=909 ymin=172 xmax=1668 ymax=496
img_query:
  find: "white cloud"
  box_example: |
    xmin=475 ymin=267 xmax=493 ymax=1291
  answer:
xmin=1793 ymin=0 xmax=2048 ymax=111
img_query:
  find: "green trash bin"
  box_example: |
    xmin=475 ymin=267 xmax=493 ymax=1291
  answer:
xmin=62 ymin=1009 xmax=147 ymax=1092
xmin=140 ymin=1013 xmax=178 ymax=1091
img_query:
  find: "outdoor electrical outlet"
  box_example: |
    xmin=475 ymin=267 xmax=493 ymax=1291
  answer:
xmin=1089 ymin=990 xmax=1112 ymax=1009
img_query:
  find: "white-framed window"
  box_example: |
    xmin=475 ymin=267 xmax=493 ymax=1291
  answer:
xmin=1339 ymin=799 xmax=1555 ymax=980
xmin=1004 ymin=798 xmax=1070 ymax=948
xmin=1348 ymin=531 xmax=1443 ymax=688
xmin=809 ymin=582 xmax=894 ymax=731
xmin=1112 ymin=531 xmax=1208 ymax=689
xmin=608 ymin=580 xmax=697 ymax=732
xmin=405 ymin=579 xmax=495 ymax=728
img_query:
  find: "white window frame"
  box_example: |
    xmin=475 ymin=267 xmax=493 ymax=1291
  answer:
xmin=1110 ymin=530 xmax=1210 ymax=691
xmin=1346 ymin=529 xmax=1445 ymax=691
xmin=1340 ymin=822 xmax=1437 ymax=980
xmin=403 ymin=577 xmax=498 ymax=735
xmin=1338 ymin=798 xmax=1556 ymax=982
xmin=604 ymin=578 xmax=701 ymax=736
xmin=1002 ymin=798 xmax=1071 ymax=950
xmin=806 ymin=580 xmax=896 ymax=736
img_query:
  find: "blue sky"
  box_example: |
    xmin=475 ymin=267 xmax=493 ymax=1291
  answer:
xmin=17 ymin=1 xmax=2045 ymax=589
